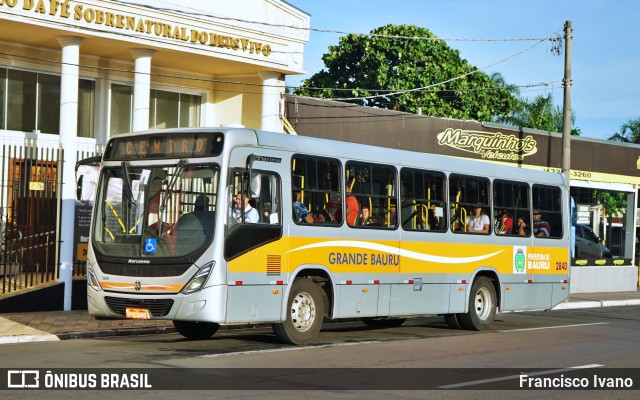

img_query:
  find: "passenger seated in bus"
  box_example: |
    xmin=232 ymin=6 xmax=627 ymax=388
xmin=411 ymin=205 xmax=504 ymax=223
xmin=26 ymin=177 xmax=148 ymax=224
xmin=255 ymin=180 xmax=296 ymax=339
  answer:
xmin=193 ymin=194 xmax=214 ymax=237
xmin=311 ymin=209 xmax=332 ymax=224
xmin=233 ymin=192 xmax=259 ymax=223
xmin=494 ymin=209 xmax=513 ymax=235
xmin=345 ymin=184 xmax=359 ymax=226
xmin=359 ymin=206 xmax=374 ymax=226
xmin=516 ymin=216 xmax=529 ymax=236
xmin=533 ymin=210 xmax=550 ymax=237
xmin=466 ymin=205 xmax=490 ymax=233
xmin=293 ymin=190 xmax=313 ymax=223
xmin=324 ymin=192 xmax=341 ymax=222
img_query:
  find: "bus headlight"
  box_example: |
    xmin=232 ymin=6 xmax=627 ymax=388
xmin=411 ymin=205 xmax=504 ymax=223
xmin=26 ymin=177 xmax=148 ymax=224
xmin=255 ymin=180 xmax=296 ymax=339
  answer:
xmin=87 ymin=267 xmax=101 ymax=292
xmin=182 ymin=261 xmax=215 ymax=294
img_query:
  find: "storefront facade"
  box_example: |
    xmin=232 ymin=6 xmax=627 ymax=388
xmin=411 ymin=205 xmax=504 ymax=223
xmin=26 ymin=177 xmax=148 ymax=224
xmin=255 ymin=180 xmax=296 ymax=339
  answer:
xmin=285 ymin=95 xmax=640 ymax=293
xmin=0 ymin=0 xmax=309 ymax=305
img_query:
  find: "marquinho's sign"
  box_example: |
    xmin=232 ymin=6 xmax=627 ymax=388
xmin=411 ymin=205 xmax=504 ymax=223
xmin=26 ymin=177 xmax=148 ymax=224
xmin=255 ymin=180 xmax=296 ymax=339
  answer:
xmin=436 ymin=128 xmax=538 ymax=161
xmin=0 ymin=0 xmax=272 ymax=57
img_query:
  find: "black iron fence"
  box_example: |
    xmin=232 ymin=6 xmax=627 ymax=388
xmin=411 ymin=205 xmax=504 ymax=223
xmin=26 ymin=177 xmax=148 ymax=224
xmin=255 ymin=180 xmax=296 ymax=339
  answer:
xmin=1 ymin=138 xmax=102 ymax=295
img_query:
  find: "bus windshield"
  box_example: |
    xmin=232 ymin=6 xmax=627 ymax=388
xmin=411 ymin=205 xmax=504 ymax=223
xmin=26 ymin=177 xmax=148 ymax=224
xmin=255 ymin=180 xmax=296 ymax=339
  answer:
xmin=92 ymin=162 xmax=219 ymax=259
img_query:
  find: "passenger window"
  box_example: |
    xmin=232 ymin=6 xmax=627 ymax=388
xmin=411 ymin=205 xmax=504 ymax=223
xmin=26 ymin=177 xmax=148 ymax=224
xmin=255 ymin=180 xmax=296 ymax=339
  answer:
xmin=400 ymin=168 xmax=446 ymax=232
xmin=532 ymin=185 xmax=562 ymax=239
xmin=291 ymin=155 xmax=342 ymax=225
xmin=346 ymin=161 xmax=397 ymax=229
xmin=493 ymin=180 xmax=530 ymax=236
xmin=449 ymin=174 xmax=490 ymax=234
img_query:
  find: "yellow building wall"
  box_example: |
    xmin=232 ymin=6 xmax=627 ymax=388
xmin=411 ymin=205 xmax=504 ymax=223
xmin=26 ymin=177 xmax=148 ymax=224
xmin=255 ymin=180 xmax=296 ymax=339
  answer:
xmin=214 ymin=76 xmax=263 ymax=130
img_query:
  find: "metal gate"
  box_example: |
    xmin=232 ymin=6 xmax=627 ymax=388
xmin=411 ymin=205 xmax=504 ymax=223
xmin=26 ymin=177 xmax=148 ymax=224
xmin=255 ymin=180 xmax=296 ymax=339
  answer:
xmin=1 ymin=138 xmax=102 ymax=296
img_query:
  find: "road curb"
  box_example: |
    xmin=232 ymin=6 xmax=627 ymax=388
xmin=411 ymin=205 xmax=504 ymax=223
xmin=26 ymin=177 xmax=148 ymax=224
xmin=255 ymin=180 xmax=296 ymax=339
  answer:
xmin=0 ymin=334 xmax=60 ymax=344
xmin=56 ymin=326 xmax=177 ymax=340
xmin=552 ymin=299 xmax=640 ymax=310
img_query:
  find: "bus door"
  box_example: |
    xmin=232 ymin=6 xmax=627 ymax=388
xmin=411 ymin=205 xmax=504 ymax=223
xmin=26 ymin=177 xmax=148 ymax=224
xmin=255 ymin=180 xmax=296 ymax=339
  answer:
xmin=224 ymin=147 xmax=287 ymax=323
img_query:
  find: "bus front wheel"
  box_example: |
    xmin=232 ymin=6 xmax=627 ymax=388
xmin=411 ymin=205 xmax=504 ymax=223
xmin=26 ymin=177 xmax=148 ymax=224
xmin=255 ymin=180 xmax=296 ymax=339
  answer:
xmin=459 ymin=277 xmax=497 ymax=331
xmin=272 ymin=278 xmax=324 ymax=345
xmin=173 ymin=320 xmax=219 ymax=340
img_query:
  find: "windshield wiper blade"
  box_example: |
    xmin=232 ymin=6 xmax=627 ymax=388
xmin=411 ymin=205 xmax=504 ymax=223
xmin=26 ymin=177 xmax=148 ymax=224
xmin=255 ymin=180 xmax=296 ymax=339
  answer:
xmin=121 ymin=161 xmax=136 ymax=207
xmin=158 ymin=159 xmax=187 ymax=235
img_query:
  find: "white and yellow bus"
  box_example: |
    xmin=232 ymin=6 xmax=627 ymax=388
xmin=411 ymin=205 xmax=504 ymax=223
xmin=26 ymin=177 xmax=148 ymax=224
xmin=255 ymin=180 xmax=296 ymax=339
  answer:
xmin=87 ymin=127 xmax=570 ymax=344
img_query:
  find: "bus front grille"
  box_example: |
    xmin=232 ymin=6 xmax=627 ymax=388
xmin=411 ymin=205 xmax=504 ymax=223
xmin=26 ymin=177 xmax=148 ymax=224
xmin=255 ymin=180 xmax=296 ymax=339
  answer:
xmin=104 ymin=296 xmax=174 ymax=317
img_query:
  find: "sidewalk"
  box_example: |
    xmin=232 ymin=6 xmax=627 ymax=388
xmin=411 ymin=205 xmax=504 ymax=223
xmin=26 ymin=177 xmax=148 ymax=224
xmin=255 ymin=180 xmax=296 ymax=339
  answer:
xmin=1 ymin=290 xmax=639 ymax=344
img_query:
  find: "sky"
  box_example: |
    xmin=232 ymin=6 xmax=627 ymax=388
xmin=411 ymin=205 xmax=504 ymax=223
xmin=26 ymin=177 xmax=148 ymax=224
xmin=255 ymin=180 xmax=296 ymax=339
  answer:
xmin=284 ymin=0 xmax=640 ymax=141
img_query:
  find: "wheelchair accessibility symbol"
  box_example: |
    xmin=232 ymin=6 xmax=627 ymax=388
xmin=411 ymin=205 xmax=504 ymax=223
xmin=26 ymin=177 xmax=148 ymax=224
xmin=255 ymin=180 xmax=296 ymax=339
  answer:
xmin=145 ymin=238 xmax=157 ymax=254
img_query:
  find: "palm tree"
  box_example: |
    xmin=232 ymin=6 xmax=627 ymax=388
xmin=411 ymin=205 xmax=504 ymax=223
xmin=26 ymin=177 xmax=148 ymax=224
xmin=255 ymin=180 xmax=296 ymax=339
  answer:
xmin=608 ymin=117 xmax=640 ymax=143
xmin=489 ymin=72 xmax=520 ymax=97
xmin=495 ymin=93 xmax=580 ymax=135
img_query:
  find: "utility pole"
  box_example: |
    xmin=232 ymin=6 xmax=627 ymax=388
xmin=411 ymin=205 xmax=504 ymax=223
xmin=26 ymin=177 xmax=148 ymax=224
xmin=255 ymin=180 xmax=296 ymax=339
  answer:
xmin=561 ymin=20 xmax=572 ymax=184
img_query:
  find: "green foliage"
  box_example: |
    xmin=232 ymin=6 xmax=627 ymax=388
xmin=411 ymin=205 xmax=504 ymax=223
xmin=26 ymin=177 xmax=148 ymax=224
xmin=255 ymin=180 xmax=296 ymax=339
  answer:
xmin=594 ymin=191 xmax=627 ymax=218
xmin=496 ymin=93 xmax=581 ymax=135
xmin=608 ymin=117 xmax=640 ymax=143
xmin=295 ymin=24 xmax=518 ymax=121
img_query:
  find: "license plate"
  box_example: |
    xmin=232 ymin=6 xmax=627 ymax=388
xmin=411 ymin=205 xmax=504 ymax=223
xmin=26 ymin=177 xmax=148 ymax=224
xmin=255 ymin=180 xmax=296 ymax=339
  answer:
xmin=125 ymin=307 xmax=150 ymax=319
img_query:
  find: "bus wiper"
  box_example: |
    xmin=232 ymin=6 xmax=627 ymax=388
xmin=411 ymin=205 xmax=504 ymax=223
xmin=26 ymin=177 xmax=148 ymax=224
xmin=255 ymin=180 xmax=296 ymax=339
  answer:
xmin=158 ymin=159 xmax=187 ymax=235
xmin=121 ymin=161 xmax=136 ymax=207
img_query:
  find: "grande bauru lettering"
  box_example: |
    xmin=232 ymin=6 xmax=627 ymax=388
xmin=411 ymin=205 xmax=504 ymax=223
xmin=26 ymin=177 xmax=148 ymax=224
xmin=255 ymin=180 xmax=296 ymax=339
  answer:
xmin=328 ymin=252 xmax=399 ymax=266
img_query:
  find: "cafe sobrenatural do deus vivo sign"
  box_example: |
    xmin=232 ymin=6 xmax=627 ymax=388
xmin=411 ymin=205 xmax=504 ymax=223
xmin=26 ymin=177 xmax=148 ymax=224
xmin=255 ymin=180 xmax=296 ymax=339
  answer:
xmin=0 ymin=0 xmax=273 ymax=57
xmin=437 ymin=128 xmax=538 ymax=161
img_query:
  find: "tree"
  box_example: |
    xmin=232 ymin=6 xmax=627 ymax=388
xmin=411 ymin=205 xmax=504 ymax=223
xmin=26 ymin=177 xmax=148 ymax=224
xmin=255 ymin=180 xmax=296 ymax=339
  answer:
xmin=608 ymin=117 xmax=640 ymax=143
xmin=495 ymin=93 xmax=581 ymax=135
xmin=295 ymin=24 xmax=519 ymax=122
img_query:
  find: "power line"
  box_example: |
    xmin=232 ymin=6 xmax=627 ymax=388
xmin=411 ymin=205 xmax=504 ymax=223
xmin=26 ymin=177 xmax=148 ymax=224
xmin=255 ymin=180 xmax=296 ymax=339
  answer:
xmin=0 ymin=51 xmax=559 ymax=97
xmin=112 ymin=0 xmax=559 ymax=43
xmin=330 ymin=38 xmax=549 ymax=101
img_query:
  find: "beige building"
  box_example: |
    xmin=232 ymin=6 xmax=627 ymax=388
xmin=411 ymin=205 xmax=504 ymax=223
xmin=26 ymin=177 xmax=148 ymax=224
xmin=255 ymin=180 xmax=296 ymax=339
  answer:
xmin=0 ymin=0 xmax=309 ymax=308
xmin=0 ymin=0 xmax=310 ymax=141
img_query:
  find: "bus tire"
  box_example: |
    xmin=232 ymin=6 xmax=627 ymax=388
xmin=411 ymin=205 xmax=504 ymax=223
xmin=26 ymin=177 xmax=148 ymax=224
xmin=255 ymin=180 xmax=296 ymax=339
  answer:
xmin=361 ymin=317 xmax=406 ymax=328
xmin=444 ymin=313 xmax=463 ymax=329
xmin=459 ymin=277 xmax=497 ymax=331
xmin=272 ymin=278 xmax=324 ymax=345
xmin=173 ymin=320 xmax=219 ymax=340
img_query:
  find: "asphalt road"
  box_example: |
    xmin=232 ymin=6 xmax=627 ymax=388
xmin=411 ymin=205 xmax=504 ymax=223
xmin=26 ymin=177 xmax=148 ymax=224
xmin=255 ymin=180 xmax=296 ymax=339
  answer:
xmin=1 ymin=306 xmax=639 ymax=399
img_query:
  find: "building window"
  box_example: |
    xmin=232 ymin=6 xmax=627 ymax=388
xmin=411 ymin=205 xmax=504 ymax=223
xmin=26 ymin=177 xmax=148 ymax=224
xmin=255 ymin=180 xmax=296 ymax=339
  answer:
xmin=0 ymin=68 xmax=5 ymax=130
xmin=78 ymin=79 xmax=95 ymax=138
xmin=109 ymin=87 xmax=200 ymax=134
xmin=110 ymin=84 xmax=132 ymax=135
xmin=0 ymin=68 xmax=95 ymax=137
xmin=37 ymin=73 xmax=61 ymax=135
xmin=7 ymin=69 xmax=37 ymax=133
xmin=149 ymin=89 xmax=201 ymax=129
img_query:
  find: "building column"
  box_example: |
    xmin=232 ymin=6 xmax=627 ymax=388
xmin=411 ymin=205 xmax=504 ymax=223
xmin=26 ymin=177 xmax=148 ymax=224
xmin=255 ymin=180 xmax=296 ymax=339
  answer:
xmin=131 ymin=49 xmax=155 ymax=132
xmin=258 ymin=71 xmax=284 ymax=133
xmin=57 ymin=35 xmax=84 ymax=311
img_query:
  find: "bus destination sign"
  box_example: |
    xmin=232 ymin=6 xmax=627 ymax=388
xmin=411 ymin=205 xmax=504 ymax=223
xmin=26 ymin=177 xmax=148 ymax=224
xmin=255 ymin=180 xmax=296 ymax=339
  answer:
xmin=104 ymin=132 xmax=224 ymax=160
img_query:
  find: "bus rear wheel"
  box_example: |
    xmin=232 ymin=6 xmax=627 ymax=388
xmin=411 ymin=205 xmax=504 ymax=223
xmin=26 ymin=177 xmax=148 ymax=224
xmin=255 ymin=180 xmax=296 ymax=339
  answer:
xmin=272 ymin=278 xmax=324 ymax=345
xmin=459 ymin=277 xmax=497 ymax=331
xmin=173 ymin=320 xmax=219 ymax=340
